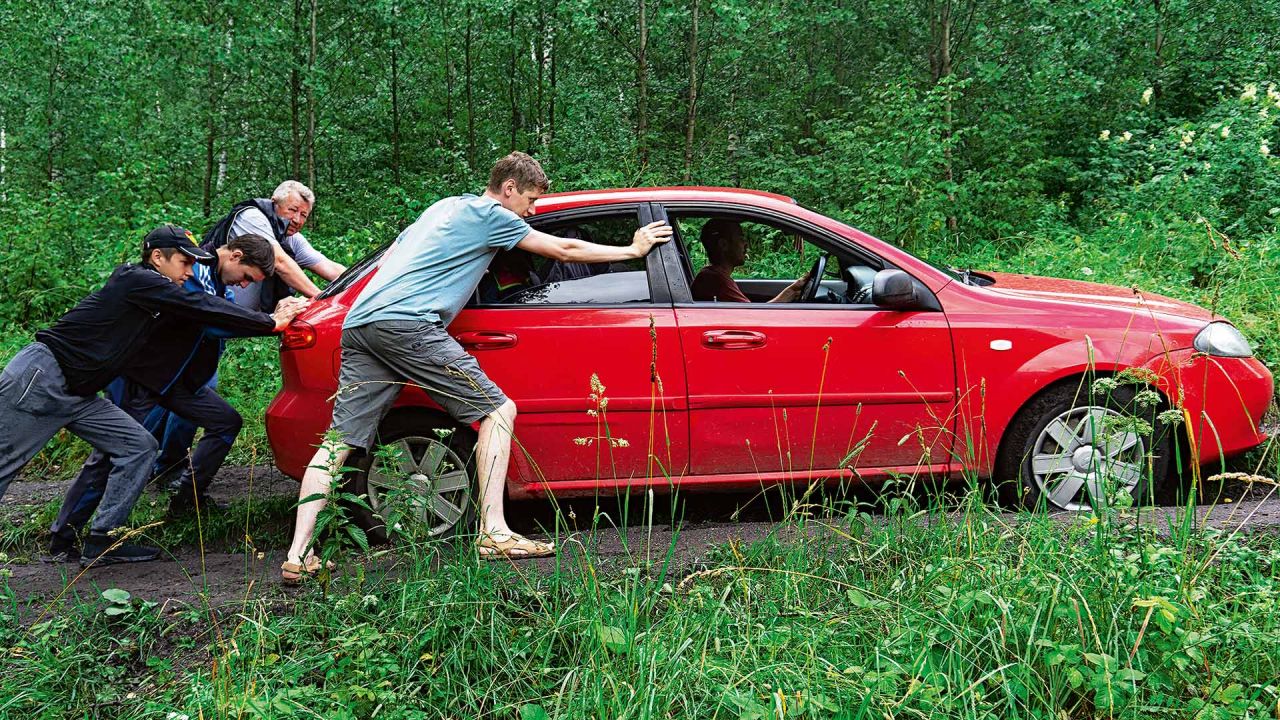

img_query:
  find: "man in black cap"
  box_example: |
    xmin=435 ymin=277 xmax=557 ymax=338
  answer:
xmin=45 ymin=234 xmax=304 ymax=563
xmin=0 ymin=225 xmax=303 ymax=566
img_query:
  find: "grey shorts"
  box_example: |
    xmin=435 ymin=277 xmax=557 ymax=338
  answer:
xmin=330 ymin=320 xmax=508 ymax=449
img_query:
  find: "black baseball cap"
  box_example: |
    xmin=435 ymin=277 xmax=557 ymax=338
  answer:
xmin=143 ymin=225 xmax=215 ymax=264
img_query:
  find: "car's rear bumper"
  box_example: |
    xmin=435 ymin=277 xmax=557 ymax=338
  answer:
xmin=1145 ymin=349 xmax=1273 ymax=465
xmin=266 ymin=388 xmax=334 ymax=481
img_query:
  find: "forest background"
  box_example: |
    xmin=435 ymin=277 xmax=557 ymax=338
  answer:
xmin=1 ymin=0 xmax=1278 ymax=468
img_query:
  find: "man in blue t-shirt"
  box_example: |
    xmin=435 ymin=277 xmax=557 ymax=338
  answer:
xmin=281 ymin=152 xmax=672 ymax=581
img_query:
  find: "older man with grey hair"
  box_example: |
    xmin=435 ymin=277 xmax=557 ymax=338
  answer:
xmin=148 ymin=181 xmax=348 ymax=485
xmin=203 ymin=180 xmax=346 ymax=309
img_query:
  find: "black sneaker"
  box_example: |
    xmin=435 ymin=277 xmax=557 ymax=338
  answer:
xmin=151 ymin=464 xmax=184 ymax=488
xmin=41 ymin=531 xmax=80 ymax=564
xmin=167 ymin=492 xmax=229 ymax=515
xmin=79 ymin=533 xmax=161 ymax=567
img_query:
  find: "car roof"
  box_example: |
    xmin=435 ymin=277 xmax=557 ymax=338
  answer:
xmin=532 ymin=187 xmax=796 ymax=214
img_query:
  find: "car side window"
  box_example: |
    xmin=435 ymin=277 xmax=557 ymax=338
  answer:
xmin=472 ymin=215 xmax=652 ymax=306
xmin=674 ymin=215 xmax=861 ymax=304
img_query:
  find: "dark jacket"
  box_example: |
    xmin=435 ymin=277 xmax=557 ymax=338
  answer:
xmin=34 ymin=264 xmax=276 ymax=397
xmin=123 ymin=255 xmax=276 ymax=395
xmin=202 ymin=198 xmax=289 ymax=248
xmin=203 ymin=198 xmax=296 ymax=312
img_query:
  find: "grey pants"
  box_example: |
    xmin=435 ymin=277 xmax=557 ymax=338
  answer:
xmin=0 ymin=343 xmax=157 ymax=533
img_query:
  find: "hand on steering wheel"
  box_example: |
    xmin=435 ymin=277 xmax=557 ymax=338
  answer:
xmin=799 ymin=253 xmax=829 ymax=302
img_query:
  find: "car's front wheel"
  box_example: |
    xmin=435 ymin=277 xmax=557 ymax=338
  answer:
xmin=996 ymin=381 xmax=1172 ymax=511
xmin=341 ymin=411 xmax=478 ymax=544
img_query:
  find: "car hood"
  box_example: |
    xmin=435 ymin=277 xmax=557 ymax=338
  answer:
xmin=976 ymin=271 xmax=1214 ymax=321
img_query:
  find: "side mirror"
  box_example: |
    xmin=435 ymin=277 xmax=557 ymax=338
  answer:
xmin=871 ymin=269 xmax=920 ymax=309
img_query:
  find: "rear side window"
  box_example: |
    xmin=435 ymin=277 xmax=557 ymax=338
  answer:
xmin=317 ymin=240 xmax=393 ymax=299
xmin=471 ymin=213 xmax=652 ymax=306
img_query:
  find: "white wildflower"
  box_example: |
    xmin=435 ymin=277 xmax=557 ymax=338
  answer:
xmin=1142 ymin=87 xmax=1154 ymax=105
xmin=1098 ymin=129 xmax=1111 ymax=141
xmin=1203 ymin=162 xmax=1212 ymax=170
xmin=1262 ymin=142 xmax=1271 ymax=157
xmin=1081 ymin=267 xmax=1094 ymax=276
xmin=1221 ymin=125 xmax=1231 ymax=139
xmin=1269 ymin=83 xmax=1280 ymax=104
xmin=1179 ymin=130 xmax=1195 ymax=147
xmin=1120 ymin=131 xmax=1132 ymax=142
xmin=1241 ymin=83 xmax=1258 ymax=102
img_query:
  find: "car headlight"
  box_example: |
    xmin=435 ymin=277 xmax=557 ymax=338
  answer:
xmin=1193 ymin=321 xmax=1253 ymax=357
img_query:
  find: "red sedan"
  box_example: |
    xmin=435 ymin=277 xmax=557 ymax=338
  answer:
xmin=266 ymin=188 xmax=1273 ymax=538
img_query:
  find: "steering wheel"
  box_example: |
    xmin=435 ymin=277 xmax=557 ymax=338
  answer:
xmin=800 ymin=253 xmax=829 ymax=302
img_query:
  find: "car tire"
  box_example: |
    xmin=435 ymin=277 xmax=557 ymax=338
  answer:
xmin=340 ymin=411 xmax=478 ymax=545
xmin=995 ymin=381 xmax=1172 ymax=511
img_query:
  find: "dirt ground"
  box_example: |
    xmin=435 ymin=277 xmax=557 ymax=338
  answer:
xmin=2 ymin=466 xmax=1278 ymax=616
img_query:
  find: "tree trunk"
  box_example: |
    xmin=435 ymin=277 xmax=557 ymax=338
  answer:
xmin=683 ymin=0 xmax=700 ymax=182
xmin=932 ymin=0 xmax=958 ymax=232
xmin=442 ymin=0 xmax=454 ymax=129
xmin=390 ymin=2 xmax=401 ymax=185
xmin=536 ymin=0 xmax=546 ymax=149
xmin=202 ymin=36 xmax=217 ymax=216
xmin=549 ymin=1 xmax=558 ymax=151
xmin=44 ymin=48 xmax=59 ymax=185
xmin=636 ymin=0 xmax=648 ymax=165
xmin=291 ymin=0 xmax=302 ymax=178
xmin=464 ymin=1 xmax=476 ymax=170
xmin=508 ymin=8 xmax=519 ymax=150
xmin=1152 ymin=0 xmax=1165 ymax=100
xmin=306 ymin=0 xmax=318 ymax=194
xmin=0 ymin=123 xmax=6 ymax=203
xmin=44 ymin=25 xmax=66 ymax=186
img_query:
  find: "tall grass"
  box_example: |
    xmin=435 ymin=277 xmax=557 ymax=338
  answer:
xmin=4 ymin=477 xmax=1280 ymax=718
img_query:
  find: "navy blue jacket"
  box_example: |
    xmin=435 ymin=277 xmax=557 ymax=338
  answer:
xmin=124 ymin=255 xmax=275 ymax=395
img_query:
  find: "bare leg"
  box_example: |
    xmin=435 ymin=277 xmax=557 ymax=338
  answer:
xmin=285 ymin=437 xmax=351 ymax=565
xmin=475 ymin=399 xmax=517 ymax=536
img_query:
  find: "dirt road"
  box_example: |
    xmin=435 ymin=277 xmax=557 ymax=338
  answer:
xmin=2 ymin=466 xmax=1277 ymax=614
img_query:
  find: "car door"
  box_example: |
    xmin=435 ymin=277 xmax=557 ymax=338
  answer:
xmin=447 ymin=204 xmax=689 ymax=493
xmin=656 ymin=202 xmax=956 ymax=482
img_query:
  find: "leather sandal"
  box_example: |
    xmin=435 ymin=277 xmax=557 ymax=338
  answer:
xmin=476 ymin=532 xmax=555 ymax=560
xmin=280 ymin=556 xmax=336 ymax=585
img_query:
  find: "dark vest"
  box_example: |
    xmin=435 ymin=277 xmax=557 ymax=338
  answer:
xmin=202 ymin=198 xmax=295 ymax=312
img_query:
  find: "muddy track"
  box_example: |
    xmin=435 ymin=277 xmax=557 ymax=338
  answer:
xmin=2 ymin=466 xmax=1278 ymax=615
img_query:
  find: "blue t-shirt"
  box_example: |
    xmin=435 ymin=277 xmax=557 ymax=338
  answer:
xmin=344 ymin=194 xmax=531 ymax=329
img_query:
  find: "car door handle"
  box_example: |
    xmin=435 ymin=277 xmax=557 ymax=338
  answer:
xmin=455 ymin=331 xmax=518 ymax=350
xmin=702 ymin=330 xmax=767 ymax=349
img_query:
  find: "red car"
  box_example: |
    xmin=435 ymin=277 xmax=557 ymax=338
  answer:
xmin=266 ymin=188 xmax=1273 ymax=537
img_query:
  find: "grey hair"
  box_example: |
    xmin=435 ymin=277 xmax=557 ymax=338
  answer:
xmin=271 ymin=179 xmax=315 ymax=206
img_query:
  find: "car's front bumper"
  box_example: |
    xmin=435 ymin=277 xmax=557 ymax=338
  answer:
xmin=1144 ymin=348 xmax=1274 ymax=465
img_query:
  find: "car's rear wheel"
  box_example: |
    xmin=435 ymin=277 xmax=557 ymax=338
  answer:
xmin=341 ymin=411 xmax=478 ymax=544
xmin=996 ymin=382 xmax=1172 ymax=510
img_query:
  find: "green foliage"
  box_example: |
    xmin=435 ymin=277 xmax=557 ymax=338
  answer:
xmin=3 ymin=498 xmax=1280 ymax=718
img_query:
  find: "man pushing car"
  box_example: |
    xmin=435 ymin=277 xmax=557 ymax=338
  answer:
xmin=281 ymin=152 xmax=672 ymax=581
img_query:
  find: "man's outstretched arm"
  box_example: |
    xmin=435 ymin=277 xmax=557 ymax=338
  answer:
xmin=515 ymin=221 xmax=673 ymax=262
xmin=273 ymin=245 xmax=324 ymax=298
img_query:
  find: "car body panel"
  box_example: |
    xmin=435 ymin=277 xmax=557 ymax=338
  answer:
xmin=671 ymin=305 xmax=956 ymax=476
